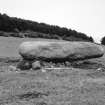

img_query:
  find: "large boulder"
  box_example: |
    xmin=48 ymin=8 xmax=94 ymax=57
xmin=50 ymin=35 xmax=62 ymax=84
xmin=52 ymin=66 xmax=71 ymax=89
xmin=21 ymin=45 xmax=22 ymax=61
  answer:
xmin=18 ymin=40 xmax=104 ymax=61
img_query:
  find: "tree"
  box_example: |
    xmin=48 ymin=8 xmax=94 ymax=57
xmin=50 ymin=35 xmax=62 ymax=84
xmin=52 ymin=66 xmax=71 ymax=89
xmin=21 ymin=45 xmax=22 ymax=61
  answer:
xmin=89 ymin=36 xmax=94 ymax=42
xmin=101 ymin=36 xmax=105 ymax=45
xmin=0 ymin=12 xmax=94 ymax=42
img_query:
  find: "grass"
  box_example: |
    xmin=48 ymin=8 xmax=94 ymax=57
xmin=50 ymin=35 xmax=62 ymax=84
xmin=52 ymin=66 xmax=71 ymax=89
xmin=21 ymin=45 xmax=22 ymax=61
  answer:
xmin=1 ymin=65 xmax=105 ymax=105
xmin=0 ymin=36 xmax=105 ymax=104
xmin=0 ymin=36 xmax=64 ymax=57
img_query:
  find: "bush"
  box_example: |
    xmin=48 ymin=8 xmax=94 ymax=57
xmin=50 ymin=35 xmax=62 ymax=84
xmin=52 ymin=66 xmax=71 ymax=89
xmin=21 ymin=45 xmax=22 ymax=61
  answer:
xmin=101 ymin=36 xmax=105 ymax=45
xmin=0 ymin=13 xmax=94 ymax=42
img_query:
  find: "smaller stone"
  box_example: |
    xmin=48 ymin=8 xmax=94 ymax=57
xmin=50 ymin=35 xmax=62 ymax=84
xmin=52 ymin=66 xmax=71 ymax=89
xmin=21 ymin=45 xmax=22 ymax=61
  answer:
xmin=65 ymin=61 xmax=71 ymax=67
xmin=8 ymin=65 xmax=17 ymax=71
xmin=96 ymin=68 xmax=102 ymax=72
xmin=17 ymin=60 xmax=32 ymax=70
xmin=32 ymin=61 xmax=41 ymax=70
xmin=41 ymin=69 xmax=46 ymax=72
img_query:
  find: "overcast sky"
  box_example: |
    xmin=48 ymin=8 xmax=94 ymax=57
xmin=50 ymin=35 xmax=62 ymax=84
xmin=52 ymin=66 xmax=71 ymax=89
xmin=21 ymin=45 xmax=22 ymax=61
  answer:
xmin=0 ymin=0 xmax=105 ymax=43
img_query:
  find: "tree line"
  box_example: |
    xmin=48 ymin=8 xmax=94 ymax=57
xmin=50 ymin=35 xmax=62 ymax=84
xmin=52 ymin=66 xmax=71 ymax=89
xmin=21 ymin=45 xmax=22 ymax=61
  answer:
xmin=101 ymin=36 xmax=105 ymax=45
xmin=0 ymin=13 xmax=94 ymax=42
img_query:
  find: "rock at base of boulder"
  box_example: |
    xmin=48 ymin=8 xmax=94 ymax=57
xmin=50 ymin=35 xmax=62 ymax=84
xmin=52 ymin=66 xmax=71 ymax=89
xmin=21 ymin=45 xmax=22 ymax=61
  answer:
xmin=8 ymin=65 xmax=18 ymax=71
xmin=32 ymin=61 xmax=41 ymax=70
xmin=17 ymin=59 xmax=32 ymax=70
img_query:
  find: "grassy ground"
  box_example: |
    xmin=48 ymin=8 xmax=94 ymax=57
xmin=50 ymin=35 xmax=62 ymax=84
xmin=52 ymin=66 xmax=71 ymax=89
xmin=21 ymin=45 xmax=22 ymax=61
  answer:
xmin=0 ymin=36 xmax=105 ymax=105
xmin=0 ymin=36 xmax=64 ymax=57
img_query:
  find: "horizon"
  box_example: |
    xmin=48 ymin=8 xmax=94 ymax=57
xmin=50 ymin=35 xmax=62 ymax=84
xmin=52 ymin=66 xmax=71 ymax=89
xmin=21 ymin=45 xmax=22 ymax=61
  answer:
xmin=0 ymin=0 xmax=105 ymax=43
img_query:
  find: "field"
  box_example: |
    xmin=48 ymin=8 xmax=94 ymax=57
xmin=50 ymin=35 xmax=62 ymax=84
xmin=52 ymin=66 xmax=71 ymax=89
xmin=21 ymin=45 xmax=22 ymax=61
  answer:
xmin=0 ymin=36 xmax=105 ymax=105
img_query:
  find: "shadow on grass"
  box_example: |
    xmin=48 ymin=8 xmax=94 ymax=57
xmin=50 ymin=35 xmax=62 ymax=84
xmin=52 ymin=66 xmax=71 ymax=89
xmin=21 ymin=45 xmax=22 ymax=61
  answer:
xmin=71 ymin=60 xmax=105 ymax=70
xmin=17 ymin=91 xmax=49 ymax=100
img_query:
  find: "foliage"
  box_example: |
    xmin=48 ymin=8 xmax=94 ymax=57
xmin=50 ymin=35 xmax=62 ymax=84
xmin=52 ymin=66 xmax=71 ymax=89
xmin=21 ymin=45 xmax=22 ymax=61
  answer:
xmin=101 ymin=36 xmax=105 ymax=45
xmin=0 ymin=13 xmax=94 ymax=42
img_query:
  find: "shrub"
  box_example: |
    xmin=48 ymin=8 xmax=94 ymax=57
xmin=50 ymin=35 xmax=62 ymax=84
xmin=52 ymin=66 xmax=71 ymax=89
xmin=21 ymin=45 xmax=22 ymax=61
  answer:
xmin=101 ymin=36 xmax=105 ymax=45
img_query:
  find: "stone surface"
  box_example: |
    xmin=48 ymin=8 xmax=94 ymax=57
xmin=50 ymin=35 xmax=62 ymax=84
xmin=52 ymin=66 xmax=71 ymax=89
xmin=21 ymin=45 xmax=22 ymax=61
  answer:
xmin=17 ymin=59 xmax=32 ymax=70
xmin=18 ymin=40 xmax=104 ymax=61
xmin=32 ymin=61 xmax=41 ymax=70
xmin=8 ymin=65 xmax=17 ymax=71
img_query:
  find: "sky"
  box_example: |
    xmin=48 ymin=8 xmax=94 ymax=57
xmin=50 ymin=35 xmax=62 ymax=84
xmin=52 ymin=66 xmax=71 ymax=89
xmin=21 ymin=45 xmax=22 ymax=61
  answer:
xmin=0 ymin=0 xmax=105 ymax=43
